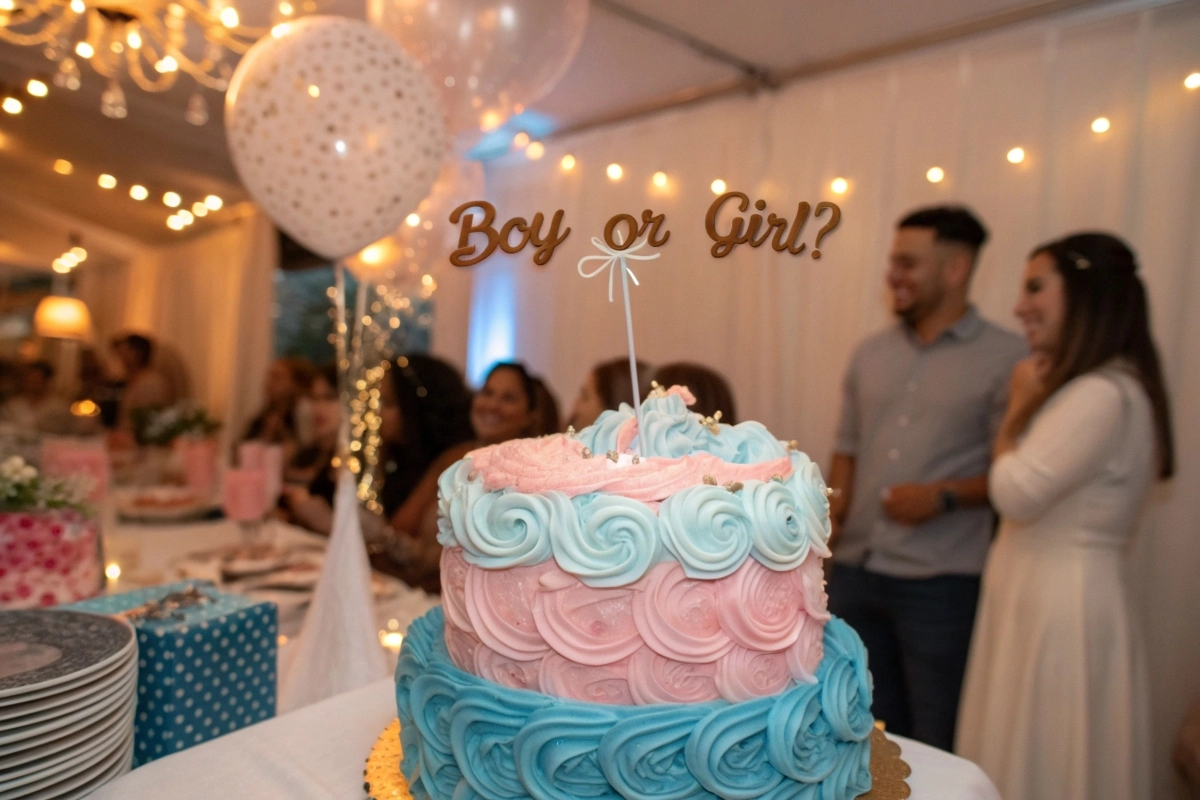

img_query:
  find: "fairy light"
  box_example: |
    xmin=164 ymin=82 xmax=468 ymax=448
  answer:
xmin=405 ymin=213 xmax=420 ymax=227
xmin=204 ymin=195 xmax=223 ymax=210
xmin=926 ymin=166 xmax=945 ymax=183
xmin=606 ymin=163 xmax=623 ymax=181
xmin=1007 ymin=147 xmax=1025 ymax=164
xmin=830 ymin=177 xmax=849 ymax=194
xmin=652 ymin=171 xmax=668 ymax=188
xmin=26 ymin=79 xmax=48 ymax=97
xmin=560 ymin=154 xmax=576 ymax=172
xmin=1091 ymin=117 xmax=1110 ymax=133
xmin=163 ymin=191 xmax=181 ymax=207
xmin=130 ymin=184 xmax=148 ymax=200
xmin=710 ymin=178 xmax=726 ymax=194
xmin=98 ymin=174 xmax=117 ymax=189
xmin=53 ymin=159 xmax=73 ymax=175
xmin=525 ymin=141 xmax=544 ymax=160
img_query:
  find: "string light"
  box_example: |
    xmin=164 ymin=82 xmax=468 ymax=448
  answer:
xmin=405 ymin=213 xmax=420 ymax=227
xmin=926 ymin=166 xmax=945 ymax=183
xmin=163 ymin=191 xmax=181 ymax=207
xmin=53 ymin=159 xmax=73 ymax=175
xmin=192 ymin=201 xmax=208 ymax=217
xmin=525 ymin=141 xmax=544 ymax=160
xmin=1091 ymin=117 xmax=1110 ymax=133
xmin=830 ymin=177 xmax=849 ymax=194
xmin=105 ymin=562 xmax=121 ymax=580
xmin=512 ymin=131 xmax=530 ymax=149
xmin=130 ymin=184 xmax=148 ymax=200
xmin=1006 ymin=147 xmax=1025 ymax=164
xmin=219 ymin=6 xmax=239 ymax=28
xmin=98 ymin=173 xmax=117 ymax=189
xmin=204 ymin=194 xmax=223 ymax=210
xmin=26 ymin=79 xmax=47 ymax=97
xmin=166 ymin=214 xmax=184 ymax=230
xmin=178 ymin=209 xmax=194 ymax=225
xmin=560 ymin=154 xmax=576 ymax=172
xmin=652 ymin=171 xmax=668 ymax=188
xmin=307 ymin=84 xmax=319 ymax=98
xmin=710 ymin=179 xmax=726 ymax=194
xmin=2 ymin=96 xmax=22 ymax=114
xmin=74 ymin=41 xmax=94 ymax=59
xmin=1186 ymin=73 xmax=1200 ymax=90
xmin=606 ymin=163 xmax=623 ymax=181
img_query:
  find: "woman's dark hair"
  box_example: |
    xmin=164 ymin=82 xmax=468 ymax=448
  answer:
xmin=113 ymin=333 xmax=154 ymax=368
xmin=592 ymin=358 xmax=653 ymax=412
xmin=652 ymin=362 xmax=738 ymax=424
xmin=484 ymin=362 xmax=537 ymax=412
xmin=1031 ymin=232 xmax=1174 ymax=479
xmin=379 ymin=354 xmax=474 ymax=517
xmin=529 ymin=377 xmax=560 ymax=436
xmin=313 ymin=363 xmax=338 ymax=394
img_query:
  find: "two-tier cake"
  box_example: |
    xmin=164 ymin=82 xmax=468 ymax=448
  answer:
xmin=394 ymin=385 xmax=874 ymax=800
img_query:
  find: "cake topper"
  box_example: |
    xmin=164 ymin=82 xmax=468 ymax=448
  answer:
xmin=577 ymin=228 xmax=660 ymax=457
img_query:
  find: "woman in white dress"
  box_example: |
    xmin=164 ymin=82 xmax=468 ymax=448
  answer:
xmin=956 ymin=233 xmax=1174 ymax=800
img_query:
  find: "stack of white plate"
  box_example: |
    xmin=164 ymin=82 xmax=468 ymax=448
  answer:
xmin=0 ymin=610 xmax=137 ymax=800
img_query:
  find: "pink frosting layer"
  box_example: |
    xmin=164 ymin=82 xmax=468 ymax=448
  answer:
xmin=441 ymin=546 xmax=828 ymax=705
xmin=467 ymin=434 xmax=794 ymax=503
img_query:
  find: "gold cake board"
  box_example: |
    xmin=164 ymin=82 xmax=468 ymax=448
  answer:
xmin=364 ymin=720 xmax=910 ymax=800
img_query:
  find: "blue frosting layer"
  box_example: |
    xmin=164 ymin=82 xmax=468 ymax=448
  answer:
xmin=575 ymin=394 xmax=788 ymax=464
xmin=395 ymin=607 xmax=873 ymax=800
xmin=437 ymin=450 xmax=832 ymax=584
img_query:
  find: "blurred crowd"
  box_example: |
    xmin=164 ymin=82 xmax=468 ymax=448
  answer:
xmin=0 ymin=332 xmax=192 ymax=441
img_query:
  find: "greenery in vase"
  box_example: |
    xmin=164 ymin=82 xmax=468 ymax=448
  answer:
xmin=0 ymin=456 xmax=90 ymax=513
xmin=132 ymin=403 xmax=222 ymax=447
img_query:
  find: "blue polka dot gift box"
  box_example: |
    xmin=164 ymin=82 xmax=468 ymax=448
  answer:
xmin=68 ymin=579 xmax=277 ymax=766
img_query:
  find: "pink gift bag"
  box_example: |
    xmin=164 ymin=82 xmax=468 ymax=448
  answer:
xmin=222 ymin=468 xmax=267 ymax=522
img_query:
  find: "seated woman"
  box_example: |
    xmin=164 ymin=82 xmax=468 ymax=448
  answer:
xmin=111 ymin=333 xmax=175 ymax=434
xmin=243 ymin=357 xmax=315 ymax=447
xmin=652 ymin=361 xmax=738 ymax=423
xmin=281 ymin=364 xmax=340 ymax=519
xmin=566 ymin=357 xmax=653 ymax=430
xmin=382 ymin=360 xmax=540 ymax=592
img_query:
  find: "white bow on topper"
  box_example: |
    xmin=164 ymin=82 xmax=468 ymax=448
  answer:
xmin=577 ymin=230 xmax=659 ymax=457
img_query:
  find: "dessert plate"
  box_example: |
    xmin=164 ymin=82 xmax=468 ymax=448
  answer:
xmin=0 ymin=690 xmax=133 ymax=773
xmin=0 ymin=648 xmax=135 ymax=731
xmin=0 ymin=612 xmax=134 ymax=702
xmin=0 ymin=733 xmax=132 ymax=800
xmin=0 ymin=681 xmax=134 ymax=756
xmin=0 ymin=665 xmax=135 ymax=745
xmin=0 ymin=706 xmax=130 ymax=790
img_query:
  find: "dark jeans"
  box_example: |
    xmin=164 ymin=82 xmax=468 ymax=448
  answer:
xmin=826 ymin=563 xmax=980 ymax=752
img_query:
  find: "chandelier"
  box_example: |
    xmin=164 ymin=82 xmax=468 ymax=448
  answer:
xmin=0 ymin=0 xmax=265 ymax=122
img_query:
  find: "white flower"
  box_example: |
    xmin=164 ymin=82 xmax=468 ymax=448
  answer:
xmin=0 ymin=455 xmax=26 ymax=479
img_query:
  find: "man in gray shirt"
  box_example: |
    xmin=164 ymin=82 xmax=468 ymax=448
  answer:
xmin=827 ymin=206 xmax=1025 ymax=752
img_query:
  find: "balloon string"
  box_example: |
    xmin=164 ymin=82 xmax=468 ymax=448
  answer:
xmin=334 ymin=260 xmax=351 ymax=457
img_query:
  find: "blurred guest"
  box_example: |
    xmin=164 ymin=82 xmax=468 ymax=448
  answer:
xmin=243 ymin=357 xmax=315 ymax=445
xmin=529 ymin=376 xmax=561 ymax=436
xmin=652 ymin=362 xmax=737 ymax=423
xmin=383 ymin=360 xmax=548 ymax=591
xmin=282 ymin=364 xmax=340 ymax=511
xmin=77 ymin=347 xmax=122 ymax=428
xmin=470 ymin=362 xmax=539 ymax=444
xmin=825 ymin=206 xmax=1025 ymax=750
xmin=0 ymin=361 xmax=69 ymax=431
xmin=566 ymin=357 xmax=653 ymax=430
xmin=956 ymin=233 xmax=1172 ymax=800
xmin=111 ymin=333 xmax=175 ymax=431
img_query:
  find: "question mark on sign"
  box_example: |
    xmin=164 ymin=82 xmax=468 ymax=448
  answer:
xmin=811 ymin=202 xmax=841 ymax=259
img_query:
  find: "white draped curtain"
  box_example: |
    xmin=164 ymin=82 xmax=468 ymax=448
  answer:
xmin=477 ymin=2 xmax=1200 ymax=795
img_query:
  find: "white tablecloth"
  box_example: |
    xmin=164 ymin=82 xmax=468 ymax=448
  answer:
xmin=85 ymin=679 xmax=1001 ymax=800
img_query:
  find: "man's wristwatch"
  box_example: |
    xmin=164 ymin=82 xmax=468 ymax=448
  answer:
xmin=937 ymin=488 xmax=959 ymax=513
